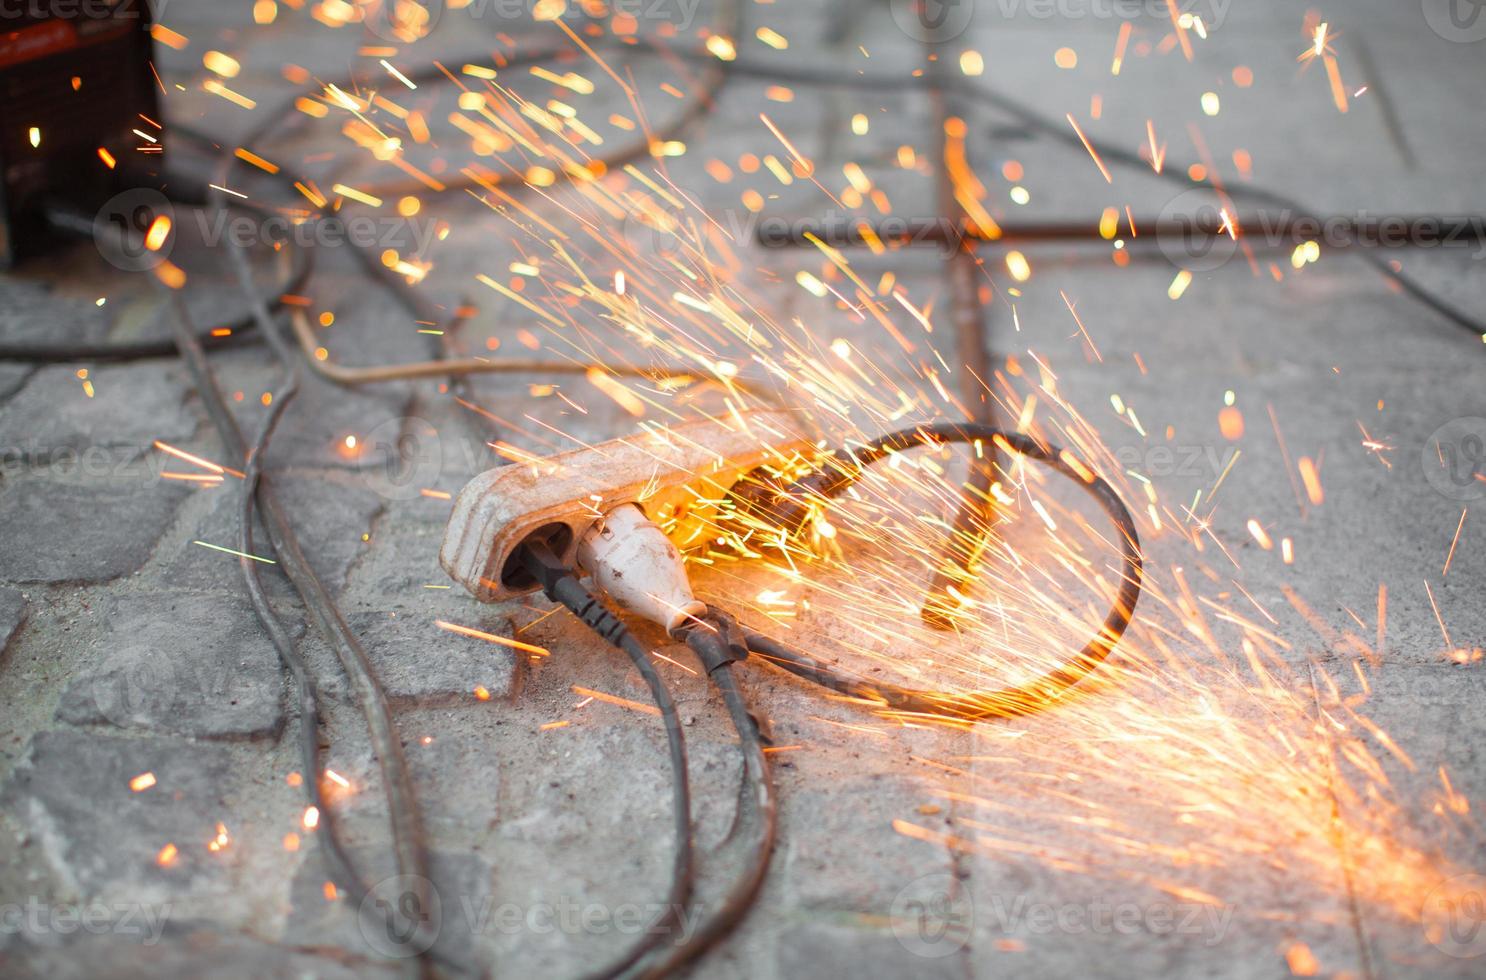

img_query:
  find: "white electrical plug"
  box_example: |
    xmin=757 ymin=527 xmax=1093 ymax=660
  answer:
xmin=576 ymin=503 xmax=706 ymax=634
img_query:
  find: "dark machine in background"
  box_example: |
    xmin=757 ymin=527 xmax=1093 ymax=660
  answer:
xmin=0 ymin=0 xmax=159 ymax=266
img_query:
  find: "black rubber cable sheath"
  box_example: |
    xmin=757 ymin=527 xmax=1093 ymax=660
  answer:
xmin=734 ymin=424 xmax=1144 ymax=721
xmin=233 ymin=374 xmax=388 ymax=928
xmin=518 ymin=541 xmax=696 ymax=980
xmin=157 ymin=287 xmax=443 ymax=976
xmin=192 ymin=106 xmax=445 ymax=969
xmin=0 ymin=202 xmax=313 ymax=362
xmin=619 ymin=623 xmax=777 ymax=980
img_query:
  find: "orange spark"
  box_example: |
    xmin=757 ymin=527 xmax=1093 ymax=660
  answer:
xmin=571 ymin=685 xmax=660 ymax=716
xmin=436 ymin=620 xmax=550 ymax=655
xmin=1066 ymin=114 xmax=1112 ymax=183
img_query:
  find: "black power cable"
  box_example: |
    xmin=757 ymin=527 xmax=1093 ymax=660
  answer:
xmin=0 ymin=198 xmax=313 ymax=363
xmin=728 ymin=423 xmax=1144 ymax=721
xmin=230 ymin=362 xmax=455 ymax=968
xmin=518 ymin=536 xmax=779 ymax=980
xmin=129 ymin=11 xmax=745 ymax=974
xmin=516 ymin=539 xmax=697 ymax=979
xmin=622 ymin=616 xmax=777 ymax=980
xmin=503 ymin=419 xmax=1144 ymax=974
xmin=179 ymin=88 xmax=447 ymax=971
xmin=172 ymin=25 xmax=739 ymax=977
xmin=156 ymin=286 xmax=450 ymax=975
xmin=101 ymin=11 xmax=744 ymax=968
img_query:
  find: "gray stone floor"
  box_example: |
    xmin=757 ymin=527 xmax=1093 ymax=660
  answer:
xmin=2 ymin=1 xmax=1484 ymax=977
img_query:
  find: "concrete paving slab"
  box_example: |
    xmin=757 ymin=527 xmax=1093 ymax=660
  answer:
xmin=0 ymin=929 xmax=388 ymax=980
xmin=0 ymin=731 xmax=237 ymax=902
xmin=53 ymin=594 xmax=290 ymax=740
xmin=0 ymin=1 xmax=1482 ymax=977
xmin=0 ymin=476 xmax=189 ymax=585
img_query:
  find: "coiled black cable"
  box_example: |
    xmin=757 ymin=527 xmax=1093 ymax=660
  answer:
xmin=729 ymin=424 xmax=1144 ymax=721
xmin=0 ymin=199 xmax=314 ymax=363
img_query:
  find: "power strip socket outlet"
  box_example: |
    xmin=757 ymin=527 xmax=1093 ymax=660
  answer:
xmin=441 ymin=410 xmax=813 ymax=602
